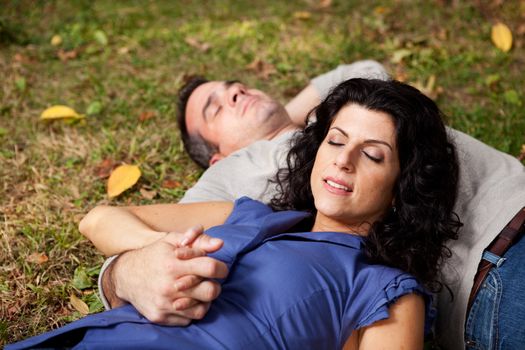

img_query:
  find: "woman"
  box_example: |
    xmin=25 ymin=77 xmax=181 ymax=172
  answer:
xmin=8 ymin=79 xmax=461 ymax=350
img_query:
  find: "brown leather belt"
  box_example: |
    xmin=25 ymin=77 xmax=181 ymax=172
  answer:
xmin=467 ymin=207 xmax=525 ymax=313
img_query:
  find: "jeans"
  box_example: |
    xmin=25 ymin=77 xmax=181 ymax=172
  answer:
xmin=465 ymin=233 xmax=525 ymax=350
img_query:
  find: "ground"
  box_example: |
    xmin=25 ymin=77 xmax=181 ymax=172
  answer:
xmin=1 ymin=0 xmax=524 ymax=345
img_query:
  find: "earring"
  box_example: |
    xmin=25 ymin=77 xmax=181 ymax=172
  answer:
xmin=392 ymin=206 xmax=397 ymax=213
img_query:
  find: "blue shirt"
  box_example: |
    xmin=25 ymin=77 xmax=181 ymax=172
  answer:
xmin=8 ymin=197 xmax=434 ymax=350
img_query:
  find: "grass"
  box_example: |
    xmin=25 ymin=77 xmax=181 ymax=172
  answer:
xmin=1 ymin=0 xmax=524 ymax=345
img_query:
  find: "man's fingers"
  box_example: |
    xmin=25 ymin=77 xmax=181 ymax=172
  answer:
xmin=192 ymin=233 xmax=223 ymax=253
xmin=174 ymin=246 xmax=206 ymax=260
xmin=152 ymin=314 xmax=193 ymax=326
xmin=178 ymin=279 xmax=222 ymax=302
xmin=183 ymin=256 xmax=228 ymax=279
xmin=172 ymin=301 xmax=211 ymax=320
xmin=172 ymin=297 xmax=200 ymax=311
xmin=180 ymin=225 xmax=204 ymax=246
xmin=174 ymin=275 xmax=202 ymax=292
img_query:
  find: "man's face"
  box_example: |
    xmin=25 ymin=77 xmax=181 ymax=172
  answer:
xmin=185 ymin=81 xmax=291 ymax=162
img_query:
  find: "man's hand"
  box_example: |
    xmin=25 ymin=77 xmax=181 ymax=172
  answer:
xmin=102 ymin=228 xmax=228 ymax=325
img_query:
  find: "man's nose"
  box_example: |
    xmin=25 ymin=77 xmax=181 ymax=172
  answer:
xmin=226 ymin=84 xmax=247 ymax=107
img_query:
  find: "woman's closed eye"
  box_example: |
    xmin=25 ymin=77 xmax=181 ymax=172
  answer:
xmin=327 ymin=139 xmax=344 ymax=146
xmin=362 ymin=150 xmax=383 ymax=163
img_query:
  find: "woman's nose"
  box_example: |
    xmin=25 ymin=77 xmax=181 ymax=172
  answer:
xmin=334 ymin=147 xmax=355 ymax=172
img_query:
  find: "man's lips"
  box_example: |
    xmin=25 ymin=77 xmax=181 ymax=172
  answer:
xmin=242 ymin=96 xmax=257 ymax=116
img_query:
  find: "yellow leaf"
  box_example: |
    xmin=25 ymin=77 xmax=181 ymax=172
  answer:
xmin=70 ymin=294 xmax=89 ymax=315
xmin=51 ymin=35 xmax=62 ymax=46
xmin=107 ymin=164 xmax=141 ymax=198
xmin=40 ymin=105 xmax=84 ymax=120
xmin=491 ymin=22 xmax=513 ymax=52
xmin=293 ymin=11 xmax=312 ymax=20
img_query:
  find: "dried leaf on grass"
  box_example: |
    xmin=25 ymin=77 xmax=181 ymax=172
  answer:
xmin=107 ymin=164 xmax=141 ymax=198
xmin=51 ymin=35 xmax=62 ymax=46
xmin=70 ymin=294 xmax=89 ymax=315
xmin=40 ymin=105 xmax=84 ymax=120
xmin=246 ymin=59 xmax=276 ymax=80
xmin=491 ymin=22 xmax=513 ymax=52
xmin=518 ymin=144 xmax=525 ymax=161
xmin=140 ymin=187 xmax=157 ymax=200
xmin=139 ymin=111 xmax=156 ymax=122
xmin=57 ymin=49 xmax=79 ymax=61
xmin=162 ymin=179 xmax=181 ymax=189
xmin=26 ymin=252 xmax=49 ymax=264
xmin=293 ymin=11 xmax=312 ymax=20
xmin=185 ymin=37 xmax=211 ymax=52
xmin=94 ymin=158 xmax=116 ymax=179
xmin=318 ymin=0 xmax=332 ymax=9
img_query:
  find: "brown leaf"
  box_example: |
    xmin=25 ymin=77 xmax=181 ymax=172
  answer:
xmin=140 ymin=187 xmax=157 ymax=200
xmin=57 ymin=49 xmax=78 ymax=62
xmin=246 ymin=59 xmax=276 ymax=80
xmin=185 ymin=37 xmax=211 ymax=52
xmin=27 ymin=252 xmax=49 ymax=264
xmin=107 ymin=164 xmax=141 ymax=198
xmin=317 ymin=0 xmax=332 ymax=9
xmin=162 ymin=179 xmax=181 ymax=189
xmin=139 ymin=111 xmax=156 ymax=122
xmin=518 ymin=144 xmax=525 ymax=161
xmin=94 ymin=158 xmax=116 ymax=179
xmin=70 ymin=294 xmax=89 ymax=315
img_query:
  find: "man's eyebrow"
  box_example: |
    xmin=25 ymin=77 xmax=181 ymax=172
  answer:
xmin=330 ymin=126 xmax=393 ymax=151
xmin=201 ymin=80 xmax=241 ymax=121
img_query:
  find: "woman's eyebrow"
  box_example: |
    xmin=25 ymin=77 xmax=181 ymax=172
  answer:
xmin=330 ymin=126 xmax=393 ymax=151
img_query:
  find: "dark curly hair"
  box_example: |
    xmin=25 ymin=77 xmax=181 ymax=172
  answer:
xmin=271 ymin=78 xmax=462 ymax=291
xmin=176 ymin=76 xmax=218 ymax=169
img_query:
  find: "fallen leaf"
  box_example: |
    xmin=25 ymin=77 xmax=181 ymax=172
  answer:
xmin=139 ymin=111 xmax=155 ymax=122
xmin=140 ymin=187 xmax=157 ymax=200
xmin=318 ymin=0 xmax=332 ymax=9
xmin=491 ymin=22 xmax=513 ymax=52
xmin=40 ymin=105 xmax=84 ymax=120
xmin=246 ymin=59 xmax=276 ymax=79
xmin=57 ymin=48 xmax=78 ymax=61
xmin=107 ymin=164 xmax=141 ymax=198
xmin=94 ymin=158 xmax=115 ymax=179
xmin=51 ymin=35 xmax=62 ymax=46
xmin=86 ymin=101 xmax=103 ymax=115
xmin=518 ymin=144 xmax=525 ymax=161
xmin=391 ymin=48 xmax=412 ymax=64
xmin=70 ymin=294 xmax=89 ymax=315
xmin=162 ymin=179 xmax=180 ymax=189
xmin=72 ymin=267 xmax=93 ymax=290
xmin=293 ymin=11 xmax=312 ymax=20
xmin=185 ymin=37 xmax=211 ymax=52
xmin=27 ymin=252 xmax=49 ymax=264
xmin=94 ymin=30 xmax=108 ymax=46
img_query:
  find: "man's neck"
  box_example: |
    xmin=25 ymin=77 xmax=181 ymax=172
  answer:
xmin=265 ymin=123 xmax=300 ymax=141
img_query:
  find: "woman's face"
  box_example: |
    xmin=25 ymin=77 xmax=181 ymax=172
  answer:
xmin=310 ymin=103 xmax=400 ymax=234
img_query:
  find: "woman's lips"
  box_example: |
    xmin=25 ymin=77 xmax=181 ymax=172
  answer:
xmin=323 ymin=177 xmax=353 ymax=195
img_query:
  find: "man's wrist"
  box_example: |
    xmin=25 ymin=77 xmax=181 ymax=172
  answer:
xmin=100 ymin=254 xmax=128 ymax=309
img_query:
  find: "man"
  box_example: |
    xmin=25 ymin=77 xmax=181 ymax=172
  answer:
xmin=98 ymin=61 xmax=525 ymax=349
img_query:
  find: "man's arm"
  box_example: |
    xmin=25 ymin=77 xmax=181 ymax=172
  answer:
xmin=80 ymin=202 xmax=232 ymax=324
xmin=99 ymin=232 xmax=228 ymax=324
xmin=286 ymin=60 xmax=390 ymax=127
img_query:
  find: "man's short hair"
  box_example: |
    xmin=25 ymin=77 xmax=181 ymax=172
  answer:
xmin=177 ymin=76 xmax=218 ymax=168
